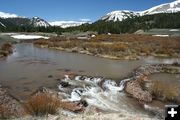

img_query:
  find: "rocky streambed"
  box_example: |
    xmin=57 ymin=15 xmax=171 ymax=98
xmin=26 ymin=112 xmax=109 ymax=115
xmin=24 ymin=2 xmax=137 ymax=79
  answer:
xmin=31 ymin=63 xmax=179 ymax=118
xmin=0 ymin=63 xmax=179 ymax=119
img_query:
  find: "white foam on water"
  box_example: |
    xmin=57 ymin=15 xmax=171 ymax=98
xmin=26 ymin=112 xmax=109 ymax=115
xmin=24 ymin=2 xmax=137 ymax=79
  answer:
xmin=103 ymin=80 xmax=122 ymax=92
xmin=58 ymin=75 xmax=139 ymax=112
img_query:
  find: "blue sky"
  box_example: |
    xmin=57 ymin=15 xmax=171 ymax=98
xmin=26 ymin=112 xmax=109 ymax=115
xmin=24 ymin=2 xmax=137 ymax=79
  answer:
xmin=0 ymin=0 xmax=175 ymax=22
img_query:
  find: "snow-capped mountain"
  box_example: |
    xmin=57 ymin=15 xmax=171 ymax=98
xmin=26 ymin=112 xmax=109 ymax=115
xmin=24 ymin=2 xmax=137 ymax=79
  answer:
xmin=101 ymin=0 xmax=180 ymax=22
xmin=101 ymin=10 xmax=138 ymax=22
xmin=0 ymin=11 xmax=18 ymax=18
xmin=49 ymin=20 xmax=90 ymax=28
xmin=30 ymin=17 xmax=50 ymax=28
xmin=141 ymin=0 xmax=180 ymax=15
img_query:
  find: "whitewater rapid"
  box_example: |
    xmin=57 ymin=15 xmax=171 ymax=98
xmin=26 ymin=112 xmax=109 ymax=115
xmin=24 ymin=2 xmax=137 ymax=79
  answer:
xmin=58 ymin=75 xmax=142 ymax=113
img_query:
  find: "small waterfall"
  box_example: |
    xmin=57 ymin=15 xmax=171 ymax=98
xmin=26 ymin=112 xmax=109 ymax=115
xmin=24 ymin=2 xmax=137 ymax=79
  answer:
xmin=118 ymin=78 xmax=133 ymax=91
xmin=58 ymin=75 xmax=139 ymax=112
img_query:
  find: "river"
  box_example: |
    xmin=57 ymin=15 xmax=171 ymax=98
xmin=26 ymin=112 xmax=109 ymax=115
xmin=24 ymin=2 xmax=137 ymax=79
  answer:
xmin=0 ymin=43 xmax=179 ymax=100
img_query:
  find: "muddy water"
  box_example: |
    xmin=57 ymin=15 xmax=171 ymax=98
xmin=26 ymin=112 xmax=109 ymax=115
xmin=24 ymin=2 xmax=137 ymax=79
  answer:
xmin=149 ymin=73 xmax=180 ymax=82
xmin=0 ymin=43 xmax=179 ymax=100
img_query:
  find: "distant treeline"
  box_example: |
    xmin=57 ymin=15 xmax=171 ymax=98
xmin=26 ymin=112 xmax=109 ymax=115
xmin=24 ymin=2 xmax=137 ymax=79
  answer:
xmin=1 ymin=12 xmax=180 ymax=34
xmin=0 ymin=24 xmax=63 ymax=34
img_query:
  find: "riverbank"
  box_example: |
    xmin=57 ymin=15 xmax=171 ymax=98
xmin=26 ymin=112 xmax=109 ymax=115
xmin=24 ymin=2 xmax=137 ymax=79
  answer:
xmin=125 ymin=63 xmax=180 ymax=103
xmin=0 ymin=85 xmax=25 ymax=119
xmin=33 ymin=34 xmax=180 ymax=60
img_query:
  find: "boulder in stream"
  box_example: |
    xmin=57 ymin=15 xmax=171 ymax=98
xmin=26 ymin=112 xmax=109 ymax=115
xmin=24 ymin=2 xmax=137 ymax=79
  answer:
xmin=125 ymin=80 xmax=152 ymax=102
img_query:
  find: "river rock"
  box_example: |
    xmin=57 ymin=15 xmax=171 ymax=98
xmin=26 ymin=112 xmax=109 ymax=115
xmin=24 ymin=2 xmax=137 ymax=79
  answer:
xmin=125 ymin=80 xmax=152 ymax=102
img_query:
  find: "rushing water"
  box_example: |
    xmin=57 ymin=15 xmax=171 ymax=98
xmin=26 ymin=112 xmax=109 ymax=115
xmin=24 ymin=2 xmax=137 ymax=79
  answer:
xmin=0 ymin=43 xmax=179 ymax=100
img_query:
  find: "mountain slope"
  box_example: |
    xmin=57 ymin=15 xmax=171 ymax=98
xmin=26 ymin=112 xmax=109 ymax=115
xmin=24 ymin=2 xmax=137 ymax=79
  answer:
xmin=141 ymin=0 xmax=180 ymax=15
xmin=68 ymin=12 xmax=180 ymax=34
xmin=101 ymin=10 xmax=138 ymax=22
xmin=101 ymin=0 xmax=180 ymax=22
xmin=0 ymin=21 xmax=6 ymax=27
xmin=0 ymin=15 xmax=50 ymax=28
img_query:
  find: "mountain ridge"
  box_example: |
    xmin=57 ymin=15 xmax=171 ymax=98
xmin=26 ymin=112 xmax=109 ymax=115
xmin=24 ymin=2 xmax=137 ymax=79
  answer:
xmin=101 ymin=0 xmax=180 ymax=22
xmin=30 ymin=17 xmax=50 ymax=28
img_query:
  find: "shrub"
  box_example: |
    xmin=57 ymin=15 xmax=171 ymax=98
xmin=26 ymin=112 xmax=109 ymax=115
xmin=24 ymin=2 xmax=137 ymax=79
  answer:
xmin=111 ymin=43 xmax=127 ymax=51
xmin=34 ymin=40 xmax=51 ymax=46
xmin=1 ymin=43 xmax=13 ymax=53
xmin=150 ymin=80 xmax=179 ymax=102
xmin=24 ymin=93 xmax=61 ymax=116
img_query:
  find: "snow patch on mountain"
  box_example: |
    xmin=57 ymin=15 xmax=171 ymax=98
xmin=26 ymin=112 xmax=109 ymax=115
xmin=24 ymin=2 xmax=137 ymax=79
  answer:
xmin=0 ymin=22 xmax=6 ymax=27
xmin=0 ymin=11 xmax=18 ymax=18
xmin=30 ymin=17 xmax=50 ymax=28
xmin=101 ymin=10 xmax=138 ymax=22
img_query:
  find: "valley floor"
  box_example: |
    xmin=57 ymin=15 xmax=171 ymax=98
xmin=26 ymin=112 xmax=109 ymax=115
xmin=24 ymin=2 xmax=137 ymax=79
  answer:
xmin=33 ymin=34 xmax=180 ymax=60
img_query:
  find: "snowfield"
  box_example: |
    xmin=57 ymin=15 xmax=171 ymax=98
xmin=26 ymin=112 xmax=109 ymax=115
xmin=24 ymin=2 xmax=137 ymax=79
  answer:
xmin=11 ymin=34 xmax=49 ymax=39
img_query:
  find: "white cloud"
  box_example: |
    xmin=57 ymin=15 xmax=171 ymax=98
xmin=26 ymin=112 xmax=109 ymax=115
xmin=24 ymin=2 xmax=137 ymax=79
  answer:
xmin=0 ymin=11 xmax=18 ymax=18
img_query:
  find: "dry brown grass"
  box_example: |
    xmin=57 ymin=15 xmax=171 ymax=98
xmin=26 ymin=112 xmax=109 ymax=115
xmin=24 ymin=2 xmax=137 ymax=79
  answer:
xmin=150 ymin=80 xmax=180 ymax=102
xmin=24 ymin=93 xmax=61 ymax=116
xmin=34 ymin=40 xmax=51 ymax=46
xmin=0 ymin=43 xmax=13 ymax=57
xmin=33 ymin=34 xmax=180 ymax=59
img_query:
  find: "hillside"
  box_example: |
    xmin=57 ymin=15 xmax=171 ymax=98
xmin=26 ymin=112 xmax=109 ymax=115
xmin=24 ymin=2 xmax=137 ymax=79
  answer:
xmin=64 ymin=12 xmax=180 ymax=34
